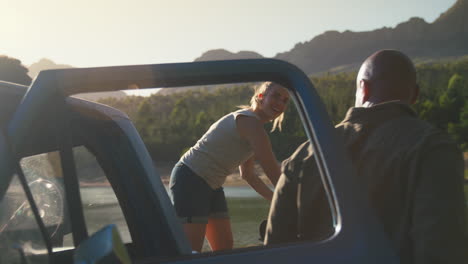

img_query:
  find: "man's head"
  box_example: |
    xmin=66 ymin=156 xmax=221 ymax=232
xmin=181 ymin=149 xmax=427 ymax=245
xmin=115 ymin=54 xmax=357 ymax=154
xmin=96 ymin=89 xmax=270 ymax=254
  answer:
xmin=355 ymin=50 xmax=419 ymax=107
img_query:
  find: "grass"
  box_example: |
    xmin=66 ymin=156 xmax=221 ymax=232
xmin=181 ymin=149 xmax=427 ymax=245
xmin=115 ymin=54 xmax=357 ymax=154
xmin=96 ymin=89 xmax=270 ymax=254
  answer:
xmin=200 ymin=197 xmax=270 ymax=251
xmin=228 ymin=197 xmax=270 ymax=248
xmin=199 ymin=183 xmax=468 ymax=252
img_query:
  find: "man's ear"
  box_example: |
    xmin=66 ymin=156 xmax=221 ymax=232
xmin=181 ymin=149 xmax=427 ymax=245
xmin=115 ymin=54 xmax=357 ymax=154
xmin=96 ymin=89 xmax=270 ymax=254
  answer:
xmin=410 ymin=84 xmax=419 ymax=105
xmin=361 ymin=80 xmax=371 ymax=103
xmin=355 ymin=80 xmax=369 ymax=107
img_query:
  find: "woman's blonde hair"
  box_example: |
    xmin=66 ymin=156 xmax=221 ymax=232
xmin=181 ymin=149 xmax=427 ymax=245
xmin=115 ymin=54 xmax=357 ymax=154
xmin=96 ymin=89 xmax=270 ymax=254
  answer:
xmin=241 ymin=81 xmax=286 ymax=132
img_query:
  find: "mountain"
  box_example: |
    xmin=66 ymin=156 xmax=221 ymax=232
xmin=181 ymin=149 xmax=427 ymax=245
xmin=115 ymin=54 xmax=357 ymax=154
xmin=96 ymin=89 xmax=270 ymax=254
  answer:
xmin=195 ymin=49 xmax=263 ymax=61
xmin=277 ymin=0 xmax=468 ymax=75
xmin=430 ymin=0 xmax=468 ymax=49
xmin=28 ymin=58 xmax=73 ymax=78
xmin=196 ymin=0 xmax=468 ymax=75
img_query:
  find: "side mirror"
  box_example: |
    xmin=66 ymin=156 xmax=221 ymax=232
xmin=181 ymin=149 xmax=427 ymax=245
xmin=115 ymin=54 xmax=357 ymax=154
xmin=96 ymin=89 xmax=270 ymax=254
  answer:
xmin=73 ymin=224 xmax=132 ymax=264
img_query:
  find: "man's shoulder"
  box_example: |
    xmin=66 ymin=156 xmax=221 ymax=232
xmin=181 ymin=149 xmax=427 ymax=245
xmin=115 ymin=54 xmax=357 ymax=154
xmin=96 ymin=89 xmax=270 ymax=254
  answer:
xmin=384 ymin=115 xmax=454 ymax=146
xmin=334 ymin=103 xmax=460 ymax=155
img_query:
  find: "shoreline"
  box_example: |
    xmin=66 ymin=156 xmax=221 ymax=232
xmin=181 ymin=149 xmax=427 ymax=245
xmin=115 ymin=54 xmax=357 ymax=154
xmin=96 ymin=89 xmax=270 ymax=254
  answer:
xmin=155 ymin=161 xmax=268 ymax=187
xmin=82 ymin=153 xmax=468 ymax=187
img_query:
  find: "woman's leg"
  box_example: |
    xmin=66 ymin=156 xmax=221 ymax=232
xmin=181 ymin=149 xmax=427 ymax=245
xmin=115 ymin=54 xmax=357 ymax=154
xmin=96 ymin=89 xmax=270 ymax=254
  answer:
xmin=205 ymin=187 xmax=232 ymax=251
xmin=170 ymin=162 xmax=212 ymax=252
xmin=183 ymin=223 xmax=207 ymax=252
xmin=205 ymin=217 xmax=233 ymax=251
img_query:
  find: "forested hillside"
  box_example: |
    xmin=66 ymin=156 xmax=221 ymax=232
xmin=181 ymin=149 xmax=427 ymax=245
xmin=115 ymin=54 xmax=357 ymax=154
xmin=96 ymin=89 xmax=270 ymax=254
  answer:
xmin=99 ymin=58 xmax=468 ymax=162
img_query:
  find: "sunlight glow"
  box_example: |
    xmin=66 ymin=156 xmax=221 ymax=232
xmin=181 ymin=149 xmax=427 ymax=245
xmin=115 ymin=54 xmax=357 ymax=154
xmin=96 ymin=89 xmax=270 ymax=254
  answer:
xmin=0 ymin=0 xmax=457 ymax=67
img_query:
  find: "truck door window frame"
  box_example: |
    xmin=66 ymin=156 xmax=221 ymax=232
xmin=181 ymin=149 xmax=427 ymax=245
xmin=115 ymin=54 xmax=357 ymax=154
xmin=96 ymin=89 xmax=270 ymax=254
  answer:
xmin=5 ymin=59 xmax=398 ymax=263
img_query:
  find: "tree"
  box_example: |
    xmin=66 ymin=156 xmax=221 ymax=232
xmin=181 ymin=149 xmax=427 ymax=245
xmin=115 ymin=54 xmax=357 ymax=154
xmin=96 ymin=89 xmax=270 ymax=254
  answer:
xmin=98 ymin=59 xmax=468 ymax=161
xmin=448 ymin=101 xmax=468 ymax=151
xmin=194 ymin=111 xmax=209 ymax=138
xmin=0 ymin=55 xmax=32 ymax=85
xmin=439 ymin=73 xmax=467 ymax=127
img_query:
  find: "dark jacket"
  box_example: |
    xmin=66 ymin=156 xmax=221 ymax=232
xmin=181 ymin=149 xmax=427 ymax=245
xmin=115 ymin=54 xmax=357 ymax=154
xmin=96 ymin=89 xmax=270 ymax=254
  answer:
xmin=265 ymin=101 xmax=467 ymax=264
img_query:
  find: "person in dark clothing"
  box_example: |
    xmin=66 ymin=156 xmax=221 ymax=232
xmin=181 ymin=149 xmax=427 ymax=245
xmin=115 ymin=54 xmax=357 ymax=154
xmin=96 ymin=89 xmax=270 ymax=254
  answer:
xmin=265 ymin=50 xmax=467 ymax=264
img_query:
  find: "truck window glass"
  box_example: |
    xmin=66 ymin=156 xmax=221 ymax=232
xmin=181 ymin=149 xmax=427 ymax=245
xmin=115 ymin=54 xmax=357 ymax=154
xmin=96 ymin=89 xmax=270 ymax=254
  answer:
xmin=20 ymin=152 xmax=72 ymax=251
xmin=91 ymin=83 xmax=316 ymax=252
xmin=0 ymin=174 xmax=49 ymax=264
xmin=73 ymin=146 xmax=132 ymax=243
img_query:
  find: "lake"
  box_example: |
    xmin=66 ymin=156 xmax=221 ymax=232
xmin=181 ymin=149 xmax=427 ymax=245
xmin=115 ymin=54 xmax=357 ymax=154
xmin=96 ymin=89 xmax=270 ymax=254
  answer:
xmin=67 ymin=183 xmax=468 ymax=252
xmin=78 ymin=185 xmax=270 ymax=251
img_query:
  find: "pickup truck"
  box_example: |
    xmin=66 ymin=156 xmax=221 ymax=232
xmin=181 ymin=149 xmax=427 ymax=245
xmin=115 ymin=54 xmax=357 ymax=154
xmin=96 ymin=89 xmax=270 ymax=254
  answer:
xmin=0 ymin=59 xmax=397 ymax=263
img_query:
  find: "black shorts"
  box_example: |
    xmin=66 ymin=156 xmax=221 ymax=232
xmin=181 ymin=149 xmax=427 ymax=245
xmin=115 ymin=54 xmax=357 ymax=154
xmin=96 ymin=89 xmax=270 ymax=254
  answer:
xmin=170 ymin=161 xmax=229 ymax=224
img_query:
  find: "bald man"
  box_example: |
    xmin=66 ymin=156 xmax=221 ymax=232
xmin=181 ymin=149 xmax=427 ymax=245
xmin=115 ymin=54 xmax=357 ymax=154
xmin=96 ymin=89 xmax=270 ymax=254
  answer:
xmin=265 ymin=50 xmax=467 ymax=264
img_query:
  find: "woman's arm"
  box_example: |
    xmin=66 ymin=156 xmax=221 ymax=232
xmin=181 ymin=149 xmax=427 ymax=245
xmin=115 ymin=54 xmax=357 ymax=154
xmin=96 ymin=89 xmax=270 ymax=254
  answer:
xmin=236 ymin=116 xmax=281 ymax=185
xmin=239 ymin=157 xmax=273 ymax=201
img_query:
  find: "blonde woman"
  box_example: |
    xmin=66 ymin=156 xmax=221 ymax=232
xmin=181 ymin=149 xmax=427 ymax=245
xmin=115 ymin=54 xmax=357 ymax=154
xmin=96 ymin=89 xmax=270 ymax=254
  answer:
xmin=170 ymin=82 xmax=289 ymax=252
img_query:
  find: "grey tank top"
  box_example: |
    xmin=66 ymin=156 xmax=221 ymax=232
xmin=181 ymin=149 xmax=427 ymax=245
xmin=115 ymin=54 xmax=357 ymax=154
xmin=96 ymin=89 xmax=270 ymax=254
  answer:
xmin=180 ymin=109 xmax=259 ymax=189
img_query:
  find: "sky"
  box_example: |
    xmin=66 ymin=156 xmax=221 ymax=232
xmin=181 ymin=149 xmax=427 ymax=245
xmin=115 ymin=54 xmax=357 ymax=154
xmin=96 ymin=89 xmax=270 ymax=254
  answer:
xmin=0 ymin=0 xmax=457 ymax=68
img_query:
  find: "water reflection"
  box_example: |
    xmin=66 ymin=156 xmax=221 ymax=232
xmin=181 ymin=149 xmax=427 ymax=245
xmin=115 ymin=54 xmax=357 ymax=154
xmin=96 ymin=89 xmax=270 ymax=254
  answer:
xmin=81 ymin=185 xmax=263 ymax=207
xmin=81 ymin=185 xmax=268 ymax=248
